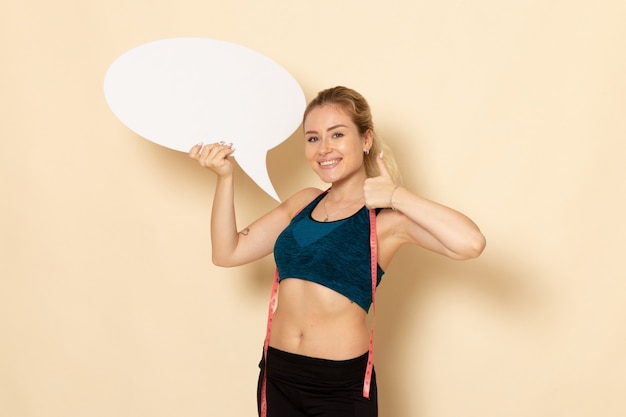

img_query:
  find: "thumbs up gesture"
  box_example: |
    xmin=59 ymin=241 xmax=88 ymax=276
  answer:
xmin=364 ymin=151 xmax=401 ymax=210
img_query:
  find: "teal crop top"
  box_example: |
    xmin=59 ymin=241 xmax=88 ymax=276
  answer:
xmin=273 ymin=191 xmax=384 ymax=312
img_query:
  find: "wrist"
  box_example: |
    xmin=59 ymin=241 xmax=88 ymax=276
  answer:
xmin=216 ymin=171 xmax=234 ymax=181
xmin=389 ymin=185 xmax=401 ymax=210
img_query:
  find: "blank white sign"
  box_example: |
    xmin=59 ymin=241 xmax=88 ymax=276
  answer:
xmin=104 ymin=38 xmax=306 ymax=201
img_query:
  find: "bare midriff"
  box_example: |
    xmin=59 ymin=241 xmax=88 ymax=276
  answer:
xmin=269 ymin=278 xmax=370 ymax=360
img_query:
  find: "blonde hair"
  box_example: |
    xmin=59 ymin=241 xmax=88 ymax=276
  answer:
xmin=303 ymin=86 xmax=402 ymax=184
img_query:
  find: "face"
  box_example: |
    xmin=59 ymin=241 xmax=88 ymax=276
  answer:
xmin=303 ymin=104 xmax=372 ymax=185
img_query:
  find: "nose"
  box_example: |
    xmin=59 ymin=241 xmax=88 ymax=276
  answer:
xmin=319 ymin=137 xmax=332 ymax=155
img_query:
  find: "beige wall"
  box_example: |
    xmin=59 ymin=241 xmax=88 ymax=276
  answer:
xmin=2 ymin=0 xmax=625 ymax=416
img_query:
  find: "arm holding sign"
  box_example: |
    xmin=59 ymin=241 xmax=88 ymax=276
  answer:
xmin=189 ymin=142 xmax=239 ymax=265
xmin=189 ymin=142 xmax=320 ymax=267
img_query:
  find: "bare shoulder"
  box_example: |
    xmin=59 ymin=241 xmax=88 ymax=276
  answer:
xmin=241 ymin=187 xmax=323 ymax=244
xmin=282 ymin=187 xmax=324 ymax=217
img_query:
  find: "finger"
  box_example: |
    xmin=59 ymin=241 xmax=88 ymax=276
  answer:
xmin=198 ymin=142 xmax=221 ymax=158
xmin=376 ymin=151 xmax=391 ymax=178
xmin=198 ymin=142 xmax=234 ymax=164
xmin=189 ymin=142 xmax=203 ymax=159
xmin=216 ymin=147 xmax=236 ymax=161
xmin=213 ymin=143 xmax=235 ymax=159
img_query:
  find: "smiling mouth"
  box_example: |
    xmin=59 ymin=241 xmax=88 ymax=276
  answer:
xmin=319 ymin=159 xmax=341 ymax=167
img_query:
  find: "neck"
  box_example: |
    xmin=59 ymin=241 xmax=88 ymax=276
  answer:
xmin=328 ymin=173 xmax=367 ymax=202
xmin=322 ymin=190 xmax=364 ymax=222
xmin=327 ymin=188 xmax=364 ymax=204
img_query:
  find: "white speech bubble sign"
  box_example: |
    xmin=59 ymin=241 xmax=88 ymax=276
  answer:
xmin=103 ymin=38 xmax=306 ymax=201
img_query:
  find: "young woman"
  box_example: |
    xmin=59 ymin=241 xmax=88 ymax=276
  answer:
xmin=189 ymin=86 xmax=486 ymax=417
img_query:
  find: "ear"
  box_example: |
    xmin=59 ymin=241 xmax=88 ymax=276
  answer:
xmin=362 ymin=129 xmax=374 ymax=152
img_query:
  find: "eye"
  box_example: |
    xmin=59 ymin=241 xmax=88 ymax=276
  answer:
xmin=332 ymin=132 xmax=344 ymax=139
xmin=306 ymin=136 xmax=319 ymax=143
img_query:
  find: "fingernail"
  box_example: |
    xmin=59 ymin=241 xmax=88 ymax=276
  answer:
xmin=219 ymin=140 xmax=225 ymax=145
xmin=380 ymin=150 xmax=384 ymax=158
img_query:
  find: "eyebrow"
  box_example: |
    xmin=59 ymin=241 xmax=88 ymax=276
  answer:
xmin=304 ymin=124 xmax=348 ymax=135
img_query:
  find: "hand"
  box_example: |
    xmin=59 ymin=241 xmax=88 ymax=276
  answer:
xmin=189 ymin=142 xmax=235 ymax=177
xmin=364 ymin=152 xmax=399 ymax=209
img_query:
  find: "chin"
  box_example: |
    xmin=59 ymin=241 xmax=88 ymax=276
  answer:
xmin=324 ymin=171 xmax=345 ymax=183
xmin=313 ymin=169 xmax=337 ymax=184
xmin=316 ymin=175 xmax=335 ymax=184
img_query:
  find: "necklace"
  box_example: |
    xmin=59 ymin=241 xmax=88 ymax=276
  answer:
xmin=322 ymin=194 xmax=364 ymax=222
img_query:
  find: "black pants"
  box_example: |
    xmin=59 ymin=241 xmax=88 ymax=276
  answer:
xmin=257 ymin=346 xmax=378 ymax=417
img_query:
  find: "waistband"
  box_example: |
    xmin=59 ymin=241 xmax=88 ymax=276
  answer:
xmin=263 ymin=346 xmax=370 ymax=382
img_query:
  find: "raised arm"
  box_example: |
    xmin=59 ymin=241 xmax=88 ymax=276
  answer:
xmin=189 ymin=142 xmax=321 ymax=267
xmin=364 ymin=152 xmax=486 ymax=262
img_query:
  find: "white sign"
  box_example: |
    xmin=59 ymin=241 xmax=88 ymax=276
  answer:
xmin=103 ymin=38 xmax=306 ymax=201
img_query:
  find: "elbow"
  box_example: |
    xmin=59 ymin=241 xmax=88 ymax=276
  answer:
xmin=453 ymin=232 xmax=486 ymax=260
xmin=211 ymin=253 xmax=237 ymax=268
xmin=212 ymin=258 xmax=228 ymax=268
xmin=470 ymin=233 xmax=487 ymax=258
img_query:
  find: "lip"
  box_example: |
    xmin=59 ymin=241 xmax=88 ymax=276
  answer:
xmin=318 ymin=158 xmax=341 ymax=168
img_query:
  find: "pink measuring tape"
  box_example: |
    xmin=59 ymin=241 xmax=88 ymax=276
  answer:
xmin=260 ymin=209 xmax=379 ymax=417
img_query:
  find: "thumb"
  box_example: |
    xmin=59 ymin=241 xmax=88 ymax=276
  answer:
xmin=376 ymin=151 xmax=391 ymax=178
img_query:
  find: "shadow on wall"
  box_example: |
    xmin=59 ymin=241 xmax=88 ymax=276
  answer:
xmin=375 ymin=244 xmax=544 ymax=416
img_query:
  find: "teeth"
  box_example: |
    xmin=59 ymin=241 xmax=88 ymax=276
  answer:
xmin=320 ymin=159 xmax=338 ymax=166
